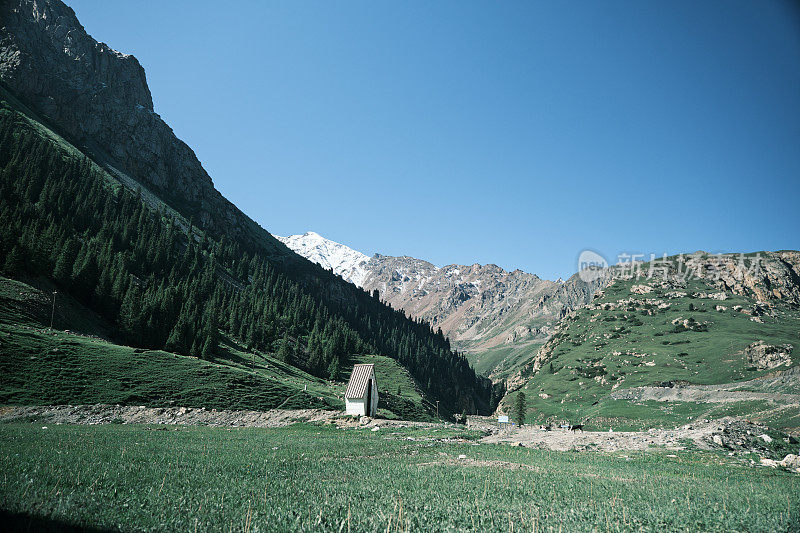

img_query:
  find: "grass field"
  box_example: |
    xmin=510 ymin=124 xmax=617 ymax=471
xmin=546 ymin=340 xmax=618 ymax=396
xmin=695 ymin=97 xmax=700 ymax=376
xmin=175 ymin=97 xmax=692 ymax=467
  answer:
xmin=0 ymin=422 xmax=797 ymax=532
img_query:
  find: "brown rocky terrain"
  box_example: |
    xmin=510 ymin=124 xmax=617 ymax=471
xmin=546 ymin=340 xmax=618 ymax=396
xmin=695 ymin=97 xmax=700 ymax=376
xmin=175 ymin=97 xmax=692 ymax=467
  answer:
xmin=362 ymin=255 xmax=605 ymax=351
xmin=481 ymin=417 xmax=800 ymax=468
xmin=279 ymin=232 xmax=612 ymax=373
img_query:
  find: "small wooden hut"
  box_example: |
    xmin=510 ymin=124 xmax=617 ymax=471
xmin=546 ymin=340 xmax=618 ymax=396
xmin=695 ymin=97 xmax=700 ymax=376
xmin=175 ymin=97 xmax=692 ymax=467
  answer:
xmin=344 ymin=364 xmax=378 ymax=417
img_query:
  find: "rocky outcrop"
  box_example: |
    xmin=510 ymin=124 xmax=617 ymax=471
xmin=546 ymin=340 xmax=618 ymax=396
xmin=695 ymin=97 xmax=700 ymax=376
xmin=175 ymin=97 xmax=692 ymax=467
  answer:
xmin=361 ymin=255 xmax=568 ymax=351
xmin=0 ymin=0 xmax=289 ymax=256
xmin=660 ymin=251 xmax=800 ymax=305
xmin=744 ymin=341 xmax=794 ymax=370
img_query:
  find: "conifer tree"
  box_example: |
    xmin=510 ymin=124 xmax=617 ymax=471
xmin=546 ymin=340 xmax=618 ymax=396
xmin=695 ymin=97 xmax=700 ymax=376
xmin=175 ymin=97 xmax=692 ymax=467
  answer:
xmin=327 ymin=354 xmax=340 ymax=381
xmin=53 ymin=239 xmax=78 ymax=283
xmin=277 ymin=332 xmax=291 ymax=363
xmin=2 ymin=245 xmax=22 ymax=274
xmin=514 ymin=392 xmax=526 ymax=426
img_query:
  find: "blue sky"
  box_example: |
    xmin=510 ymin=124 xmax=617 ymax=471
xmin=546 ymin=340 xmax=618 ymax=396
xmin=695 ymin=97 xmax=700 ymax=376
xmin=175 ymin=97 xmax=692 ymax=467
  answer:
xmin=70 ymin=1 xmax=800 ymax=280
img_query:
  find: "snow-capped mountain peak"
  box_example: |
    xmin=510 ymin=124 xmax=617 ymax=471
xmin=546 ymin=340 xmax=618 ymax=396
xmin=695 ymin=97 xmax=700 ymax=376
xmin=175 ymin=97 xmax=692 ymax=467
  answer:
xmin=275 ymin=231 xmax=601 ymax=370
xmin=277 ymin=231 xmax=371 ymax=286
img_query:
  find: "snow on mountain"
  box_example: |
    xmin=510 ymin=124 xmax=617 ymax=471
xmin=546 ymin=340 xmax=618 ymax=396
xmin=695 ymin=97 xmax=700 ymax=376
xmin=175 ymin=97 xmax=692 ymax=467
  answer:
xmin=277 ymin=231 xmax=606 ymax=380
xmin=277 ymin=232 xmax=371 ymax=286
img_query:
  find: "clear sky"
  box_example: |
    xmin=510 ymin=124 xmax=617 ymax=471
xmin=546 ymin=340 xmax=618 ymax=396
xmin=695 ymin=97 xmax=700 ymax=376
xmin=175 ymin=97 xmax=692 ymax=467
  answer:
xmin=69 ymin=1 xmax=800 ymax=280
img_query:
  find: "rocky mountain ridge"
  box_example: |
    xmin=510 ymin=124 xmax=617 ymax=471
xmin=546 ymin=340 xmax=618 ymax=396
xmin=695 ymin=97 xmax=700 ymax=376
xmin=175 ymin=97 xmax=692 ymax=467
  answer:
xmin=0 ymin=0 xmax=293 ymax=261
xmin=277 ymin=232 xmax=370 ymax=286
xmin=279 ymin=232 xmax=608 ymax=371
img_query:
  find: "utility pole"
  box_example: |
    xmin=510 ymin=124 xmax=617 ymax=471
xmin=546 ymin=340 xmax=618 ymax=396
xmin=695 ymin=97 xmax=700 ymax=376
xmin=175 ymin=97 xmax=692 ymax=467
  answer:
xmin=50 ymin=291 xmax=57 ymax=331
xmin=435 ymin=400 xmax=439 ymax=419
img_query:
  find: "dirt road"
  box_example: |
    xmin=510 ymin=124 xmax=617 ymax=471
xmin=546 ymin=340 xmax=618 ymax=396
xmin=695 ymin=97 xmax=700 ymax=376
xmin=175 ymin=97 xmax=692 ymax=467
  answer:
xmin=0 ymin=404 xmax=338 ymax=428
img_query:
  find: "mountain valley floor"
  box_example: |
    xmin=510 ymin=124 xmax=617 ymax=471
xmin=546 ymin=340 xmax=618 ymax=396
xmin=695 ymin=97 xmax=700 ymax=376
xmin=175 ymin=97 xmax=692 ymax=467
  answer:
xmin=0 ymin=410 xmax=798 ymax=532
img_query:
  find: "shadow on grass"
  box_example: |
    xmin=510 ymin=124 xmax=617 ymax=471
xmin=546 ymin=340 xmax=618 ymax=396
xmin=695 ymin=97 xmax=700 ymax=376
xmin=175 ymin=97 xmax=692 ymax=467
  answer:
xmin=0 ymin=510 xmax=115 ymax=532
xmin=211 ymin=335 xmax=252 ymax=367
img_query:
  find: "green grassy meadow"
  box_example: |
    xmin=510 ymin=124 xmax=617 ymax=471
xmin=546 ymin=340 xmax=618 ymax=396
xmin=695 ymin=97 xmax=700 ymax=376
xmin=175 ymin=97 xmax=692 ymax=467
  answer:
xmin=0 ymin=422 xmax=797 ymax=532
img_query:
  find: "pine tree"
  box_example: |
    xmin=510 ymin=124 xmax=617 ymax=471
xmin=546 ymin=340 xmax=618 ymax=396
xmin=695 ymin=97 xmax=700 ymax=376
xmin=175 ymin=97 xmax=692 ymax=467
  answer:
xmin=53 ymin=239 xmax=78 ymax=283
xmin=327 ymin=354 xmax=340 ymax=381
xmin=119 ymin=284 xmax=143 ymax=342
xmin=2 ymin=245 xmax=22 ymax=274
xmin=201 ymin=335 xmax=215 ymax=360
xmin=513 ymin=392 xmax=526 ymax=426
xmin=277 ymin=332 xmax=291 ymax=363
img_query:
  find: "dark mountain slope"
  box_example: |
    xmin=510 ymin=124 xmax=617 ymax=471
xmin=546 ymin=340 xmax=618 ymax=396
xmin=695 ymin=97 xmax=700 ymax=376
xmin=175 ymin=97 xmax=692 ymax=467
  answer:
xmin=0 ymin=0 xmax=496 ymax=415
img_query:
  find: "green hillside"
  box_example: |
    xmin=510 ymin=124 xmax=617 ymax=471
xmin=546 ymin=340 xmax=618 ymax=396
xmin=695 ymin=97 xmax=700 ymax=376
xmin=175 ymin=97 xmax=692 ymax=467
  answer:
xmin=0 ymin=275 xmax=436 ymax=419
xmin=0 ymin=87 xmax=495 ymax=417
xmin=501 ymin=264 xmax=800 ymax=431
xmin=466 ymin=341 xmax=542 ymax=382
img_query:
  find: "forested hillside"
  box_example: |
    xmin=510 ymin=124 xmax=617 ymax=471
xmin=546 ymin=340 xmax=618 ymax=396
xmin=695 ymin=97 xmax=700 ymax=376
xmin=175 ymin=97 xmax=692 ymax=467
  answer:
xmin=0 ymin=98 xmax=498 ymax=416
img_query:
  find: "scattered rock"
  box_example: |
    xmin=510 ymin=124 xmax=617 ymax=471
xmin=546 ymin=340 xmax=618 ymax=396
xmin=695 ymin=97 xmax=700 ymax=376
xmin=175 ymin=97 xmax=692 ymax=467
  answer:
xmin=744 ymin=341 xmax=793 ymax=370
xmin=779 ymin=454 xmax=800 ymax=472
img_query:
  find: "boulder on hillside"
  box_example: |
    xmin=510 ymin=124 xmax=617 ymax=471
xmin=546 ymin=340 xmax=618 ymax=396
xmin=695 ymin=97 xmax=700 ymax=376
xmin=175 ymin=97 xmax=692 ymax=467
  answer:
xmin=630 ymin=285 xmax=653 ymax=294
xmin=779 ymin=454 xmax=800 ymax=473
xmin=744 ymin=341 xmax=793 ymax=370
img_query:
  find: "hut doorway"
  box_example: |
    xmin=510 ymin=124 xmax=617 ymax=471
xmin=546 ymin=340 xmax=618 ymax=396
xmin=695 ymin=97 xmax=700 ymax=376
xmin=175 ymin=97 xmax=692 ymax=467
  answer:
xmin=366 ymin=379 xmax=373 ymax=416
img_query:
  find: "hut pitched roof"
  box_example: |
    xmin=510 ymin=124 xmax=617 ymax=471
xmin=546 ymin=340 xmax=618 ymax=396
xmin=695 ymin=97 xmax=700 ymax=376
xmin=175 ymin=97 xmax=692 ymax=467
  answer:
xmin=345 ymin=364 xmax=375 ymax=399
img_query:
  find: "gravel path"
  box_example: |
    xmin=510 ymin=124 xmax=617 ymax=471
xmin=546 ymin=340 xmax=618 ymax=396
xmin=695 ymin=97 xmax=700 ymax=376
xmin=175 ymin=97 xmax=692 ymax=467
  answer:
xmin=0 ymin=404 xmax=339 ymax=428
xmin=479 ymin=417 xmax=798 ymax=456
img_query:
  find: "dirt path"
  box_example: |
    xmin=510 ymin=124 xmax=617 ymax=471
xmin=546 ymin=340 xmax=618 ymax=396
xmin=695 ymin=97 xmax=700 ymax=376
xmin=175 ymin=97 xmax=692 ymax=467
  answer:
xmin=481 ymin=424 xmax=714 ymax=452
xmin=609 ymin=385 xmax=800 ymax=405
xmin=480 ymin=417 xmax=798 ymax=456
xmin=609 ymin=370 xmax=800 ymax=405
xmin=0 ymin=404 xmax=339 ymax=428
xmin=0 ymin=404 xmax=444 ymax=430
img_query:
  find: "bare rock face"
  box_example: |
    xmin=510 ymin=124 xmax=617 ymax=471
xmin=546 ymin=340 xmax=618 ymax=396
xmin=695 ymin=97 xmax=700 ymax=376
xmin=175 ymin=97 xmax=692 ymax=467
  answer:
xmin=0 ymin=0 xmax=282 ymax=251
xmin=360 ymin=255 xmax=609 ymax=354
xmin=780 ymin=454 xmax=800 ymax=473
xmin=744 ymin=341 xmax=793 ymax=370
xmin=681 ymin=251 xmax=800 ymax=305
xmin=0 ymin=1 xmax=203 ymax=197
